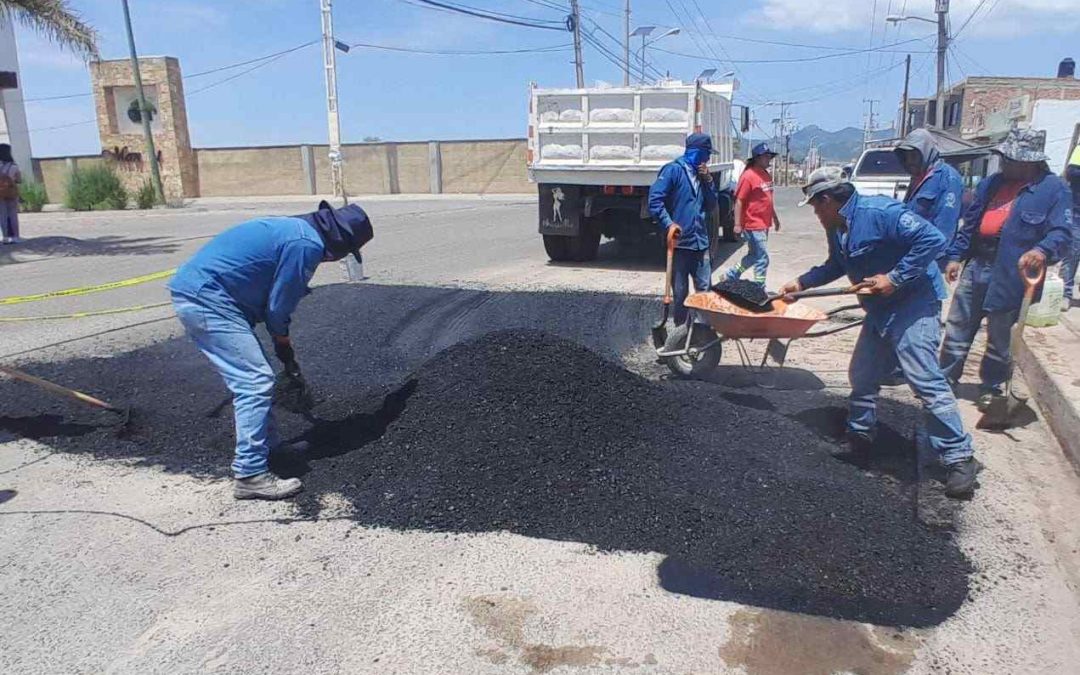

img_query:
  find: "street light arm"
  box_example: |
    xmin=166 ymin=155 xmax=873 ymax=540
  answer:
xmin=886 ymin=14 xmax=937 ymax=25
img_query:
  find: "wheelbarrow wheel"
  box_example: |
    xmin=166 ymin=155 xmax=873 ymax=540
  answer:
xmin=662 ymin=323 xmax=722 ymax=379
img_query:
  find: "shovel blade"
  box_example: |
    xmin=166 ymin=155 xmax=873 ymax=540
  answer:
xmin=976 ymin=393 xmax=1028 ymax=430
xmin=651 ymin=324 xmax=668 ymax=350
xmin=766 ymin=339 xmax=790 ymax=367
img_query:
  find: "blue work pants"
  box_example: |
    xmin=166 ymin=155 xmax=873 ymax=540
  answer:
xmin=940 ymin=259 xmax=1019 ymax=395
xmin=672 ymin=248 xmax=710 ymax=325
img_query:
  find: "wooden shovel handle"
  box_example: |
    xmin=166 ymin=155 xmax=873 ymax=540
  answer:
xmin=0 ymin=365 xmax=120 ymax=412
xmin=662 ymin=225 xmax=680 ymax=305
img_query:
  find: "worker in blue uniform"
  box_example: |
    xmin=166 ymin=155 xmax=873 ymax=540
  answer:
xmin=940 ymin=127 xmax=1073 ymax=410
xmin=894 ymin=128 xmax=964 ymax=269
xmin=169 ymin=201 xmax=373 ymax=500
xmin=780 ymin=167 xmax=980 ymax=499
xmin=649 ymin=133 xmax=719 ymax=348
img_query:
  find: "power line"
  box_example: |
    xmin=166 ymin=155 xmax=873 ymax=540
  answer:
xmin=350 ymin=41 xmax=572 ymax=55
xmin=401 ymin=0 xmax=566 ymax=30
xmin=652 ymin=38 xmax=933 ymax=65
xmin=952 ymin=0 xmax=991 ymax=40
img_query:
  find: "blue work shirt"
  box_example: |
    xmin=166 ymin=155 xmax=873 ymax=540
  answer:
xmin=648 ymin=157 xmax=719 ymax=251
xmin=798 ymin=193 xmax=947 ymax=335
xmin=168 ymin=217 xmax=325 ymax=336
xmin=947 ymin=171 xmax=1073 ymax=312
xmin=903 ymin=158 xmax=963 ymax=258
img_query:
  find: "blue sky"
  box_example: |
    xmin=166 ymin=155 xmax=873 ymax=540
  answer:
xmin=12 ymin=0 xmax=1080 ymax=157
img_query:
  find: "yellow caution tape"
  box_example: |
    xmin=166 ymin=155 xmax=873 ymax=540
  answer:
xmin=0 ymin=268 xmax=177 ymax=306
xmin=0 ymin=301 xmax=174 ymax=322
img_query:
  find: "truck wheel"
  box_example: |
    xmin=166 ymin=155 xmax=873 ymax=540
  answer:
xmin=662 ymin=324 xmax=722 ymax=379
xmin=543 ymin=234 xmax=574 ymax=262
xmin=571 ymin=230 xmax=601 ymax=261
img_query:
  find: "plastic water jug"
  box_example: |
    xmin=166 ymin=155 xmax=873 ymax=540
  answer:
xmin=1027 ymin=267 xmax=1064 ymax=327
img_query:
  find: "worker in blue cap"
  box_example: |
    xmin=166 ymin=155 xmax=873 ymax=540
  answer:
xmin=648 ymin=132 xmax=719 ymax=348
xmin=169 ymin=201 xmax=373 ymax=500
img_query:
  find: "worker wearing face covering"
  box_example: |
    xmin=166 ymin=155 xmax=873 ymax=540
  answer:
xmin=169 ymin=201 xmax=373 ymax=500
xmin=894 ymin=129 xmax=964 ymax=270
xmin=648 ymin=133 xmax=719 ymax=348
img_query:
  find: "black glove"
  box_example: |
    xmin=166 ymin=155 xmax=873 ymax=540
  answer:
xmin=273 ymin=339 xmax=301 ymax=378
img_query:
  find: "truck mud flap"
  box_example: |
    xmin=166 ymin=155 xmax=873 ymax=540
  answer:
xmin=538 ymin=184 xmax=582 ymax=236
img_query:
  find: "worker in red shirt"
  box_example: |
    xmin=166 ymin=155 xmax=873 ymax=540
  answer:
xmin=722 ymin=143 xmax=782 ymax=287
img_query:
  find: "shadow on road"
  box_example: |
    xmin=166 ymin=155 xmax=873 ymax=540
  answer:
xmin=0 ymin=281 xmax=969 ymax=628
xmin=0 ymin=236 xmax=182 ymax=266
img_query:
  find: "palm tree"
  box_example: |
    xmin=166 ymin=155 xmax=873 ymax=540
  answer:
xmin=1 ymin=0 xmax=99 ymax=60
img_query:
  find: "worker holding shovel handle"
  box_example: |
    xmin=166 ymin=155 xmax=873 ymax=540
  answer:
xmin=169 ymin=201 xmax=373 ymax=501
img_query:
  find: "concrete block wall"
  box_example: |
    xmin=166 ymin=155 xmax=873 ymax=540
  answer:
xmin=33 ymin=138 xmax=532 ymax=202
xmin=32 ymin=155 xmax=103 ymax=205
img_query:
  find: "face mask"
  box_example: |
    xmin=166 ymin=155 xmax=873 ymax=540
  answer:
xmin=685 ymin=148 xmax=709 ymax=167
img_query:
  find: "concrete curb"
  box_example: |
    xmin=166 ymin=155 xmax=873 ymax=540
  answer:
xmin=1017 ymin=313 xmax=1080 ymax=471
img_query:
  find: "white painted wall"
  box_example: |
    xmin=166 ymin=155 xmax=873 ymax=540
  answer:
xmin=0 ymin=16 xmax=33 ymax=174
xmin=1031 ymin=99 xmax=1080 ymax=174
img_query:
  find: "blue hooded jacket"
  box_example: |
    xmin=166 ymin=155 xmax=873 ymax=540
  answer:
xmin=648 ymin=133 xmax=719 ymax=251
xmin=897 ymin=130 xmax=963 ymax=263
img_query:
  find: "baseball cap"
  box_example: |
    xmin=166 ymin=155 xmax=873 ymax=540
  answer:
xmin=749 ymin=142 xmax=779 ymax=161
xmin=798 ymin=166 xmax=848 ymax=207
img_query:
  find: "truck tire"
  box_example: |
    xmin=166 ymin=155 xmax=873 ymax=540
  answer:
xmin=543 ymin=234 xmax=574 ymax=262
xmin=719 ymin=192 xmax=737 ymax=243
xmin=661 ymin=323 xmax=722 ymax=379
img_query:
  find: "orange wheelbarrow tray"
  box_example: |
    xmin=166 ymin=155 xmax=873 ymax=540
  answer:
xmin=655 ymin=290 xmax=864 ymax=365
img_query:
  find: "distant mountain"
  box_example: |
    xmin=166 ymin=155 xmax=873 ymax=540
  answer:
xmin=739 ymin=124 xmax=896 ymax=164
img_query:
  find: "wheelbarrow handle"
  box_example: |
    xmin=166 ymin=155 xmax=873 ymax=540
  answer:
xmin=782 ymin=285 xmax=865 ymax=300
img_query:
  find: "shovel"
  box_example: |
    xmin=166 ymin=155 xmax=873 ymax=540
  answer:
xmin=720 ymin=283 xmax=869 ymax=313
xmin=651 ymin=226 xmax=680 ymax=349
xmin=978 ymin=265 xmax=1044 ymax=429
xmin=0 ymin=364 xmax=133 ymax=430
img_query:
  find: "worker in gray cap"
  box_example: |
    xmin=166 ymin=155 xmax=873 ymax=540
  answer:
xmin=940 ymin=126 xmax=1073 ymax=411
xmin=780 ymin=166 xmax=980 ymax=499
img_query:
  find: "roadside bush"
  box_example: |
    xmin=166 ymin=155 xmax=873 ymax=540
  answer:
xmin=134 ymin=180 xmax=157 ymax=209
xmin=64 ymin=165 xmax=128 ymax=211
xmin=19 ymin=182 xmax=48 ymax=212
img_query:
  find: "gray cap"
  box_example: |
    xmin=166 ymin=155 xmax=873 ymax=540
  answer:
xmin=798 ymin=166 xmax=849 ymax=206
xmin=993 ymin=126 xmax=1050 ymax=163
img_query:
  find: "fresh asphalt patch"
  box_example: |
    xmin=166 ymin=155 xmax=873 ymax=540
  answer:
xmin=0 ymin=282 xmax=970 ymax=628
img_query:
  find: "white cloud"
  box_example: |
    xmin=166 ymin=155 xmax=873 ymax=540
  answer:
xmin=748 ymin=0 xmax=1080 ymax=36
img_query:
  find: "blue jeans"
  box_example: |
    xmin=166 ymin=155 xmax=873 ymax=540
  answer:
xmin=172 ymin=293 xmax=279 ymax=478
xmin=0 ymin=198 xmax=19 ymax=239
xmin=940 ymin=259 xmax=1018 ymax=395
xmin=672 ymin=248 xmax=711 ymax=325
xmin=724 ymin=230 xmax=770 ymax=285
xmin=1063 ymin=235 xmax=1080 ymax=302
xmin=849 ymin=310 xmax=973 ymax=465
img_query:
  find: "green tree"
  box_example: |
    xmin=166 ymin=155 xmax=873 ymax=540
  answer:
xmin=2 ymin=0 xmax=99 ymax=60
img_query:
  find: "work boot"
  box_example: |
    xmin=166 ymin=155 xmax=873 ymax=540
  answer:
xmin=275 ymin=440 xmax=310 ymax=455
xmin=659 ymin=324 xmax=689 ymax=355
xmin=944 ymin=458 xmax=983 ymax=499
xmin=233 ymin=472 xmax=303 ymax=501
xmin=833 ymin=429 xmax=875 ymax=457
xmin=976 ymin=392 xmax=1003 ymax=413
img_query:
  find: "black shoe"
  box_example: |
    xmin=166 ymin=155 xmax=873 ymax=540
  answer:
xmin=944 ymin=458 xmax=983 ymax=499
xmin=833 ymin=429 xmax=875 ymax=457
xmin=976 ymin=392 xmax=1002 ymax=413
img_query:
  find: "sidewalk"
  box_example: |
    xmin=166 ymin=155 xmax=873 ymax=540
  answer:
xmin=1018 ymin=304 xmax=1080 ymax=470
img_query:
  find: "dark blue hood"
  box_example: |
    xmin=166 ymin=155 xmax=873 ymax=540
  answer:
xmin=296 ymin=201 xmax=374 ymax=262
xmin=684 ymin=133 xmax=713 ymax=168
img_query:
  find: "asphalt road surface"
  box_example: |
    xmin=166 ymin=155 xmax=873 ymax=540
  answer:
xmin=2 ymin=191 xmax=1079 ymax=674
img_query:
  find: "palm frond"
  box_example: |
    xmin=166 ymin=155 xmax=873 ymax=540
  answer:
xmin=2 ymin=0 xmax=100 ymax=61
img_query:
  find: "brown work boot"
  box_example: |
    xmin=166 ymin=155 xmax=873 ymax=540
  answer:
xmin=233 ymin=471 xmax=303 ymax=501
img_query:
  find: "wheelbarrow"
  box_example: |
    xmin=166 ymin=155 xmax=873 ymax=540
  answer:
xmin=655 ymin=287 xmax=866 ymax=378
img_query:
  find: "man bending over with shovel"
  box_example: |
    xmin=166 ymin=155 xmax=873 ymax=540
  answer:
xmin=169 ymin=201 xmax=373 ymax=500
xmin=779 ymin=167 xmax=980 ymax=499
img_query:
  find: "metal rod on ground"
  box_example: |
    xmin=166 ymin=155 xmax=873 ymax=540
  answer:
xmin=121 ymin=0 xmax=165 ymax=204
xmin=570 ymin=0 xmax=585 ymax=87
xmin=320 ymin=0 xmax=346 ymax=202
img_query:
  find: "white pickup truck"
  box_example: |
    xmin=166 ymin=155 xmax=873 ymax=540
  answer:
xmin=527 ymin=81 xmax=736 ymax=262
xmin=849 ymin=147 xmax=910 ymax=200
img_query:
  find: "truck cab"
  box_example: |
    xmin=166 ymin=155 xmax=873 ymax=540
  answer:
xmin=850 ymin=147 xmax=910 ymax=200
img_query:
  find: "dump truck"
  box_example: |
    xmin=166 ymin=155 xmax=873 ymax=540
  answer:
xmin=527 ymin=81 xmax=737 ymax=262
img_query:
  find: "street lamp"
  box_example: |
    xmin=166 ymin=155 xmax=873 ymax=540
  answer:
xmin=885 ymin=14 xmax=936 ymax=25
xmin=632 ymin=26 xmax=679 ymax=84
xmin=886 ymin=0 xmax=950 ymax=129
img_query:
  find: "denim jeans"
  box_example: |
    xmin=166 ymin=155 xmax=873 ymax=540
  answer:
xmin=940 ymin=259 xmax=1019 ymax=395
xmin=0 ymin=199 xmax=19 ymax=239
xmin=172 ymin=293 xmax=279 ymax=478
xmin=724 ymin=230 xmax=770 ymax=285
xmin=672 ymin=248 xmax=711 ymax=325
xmin=1063 ymin=236 xmax=1080 ymax=302
xmin=849 ymin=310 xmax=973 ymax=465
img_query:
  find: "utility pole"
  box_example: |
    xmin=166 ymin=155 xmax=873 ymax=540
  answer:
xmin=934 ymin=0 xmax=949 ymax=128
xmin=862 ymin=98 xmax=879 ymax=150
xmin=570 ymin=0 xmax=585 ymax=87
xmin=622 ymin=0 xmax=630 ymax=86
xmin=320 ymin=0 xmax=346 ymax=201
xmin=121 ymin=0 xmax=164 ymax=204
xmin=900 ymin=53 xmax=911 ymax=136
